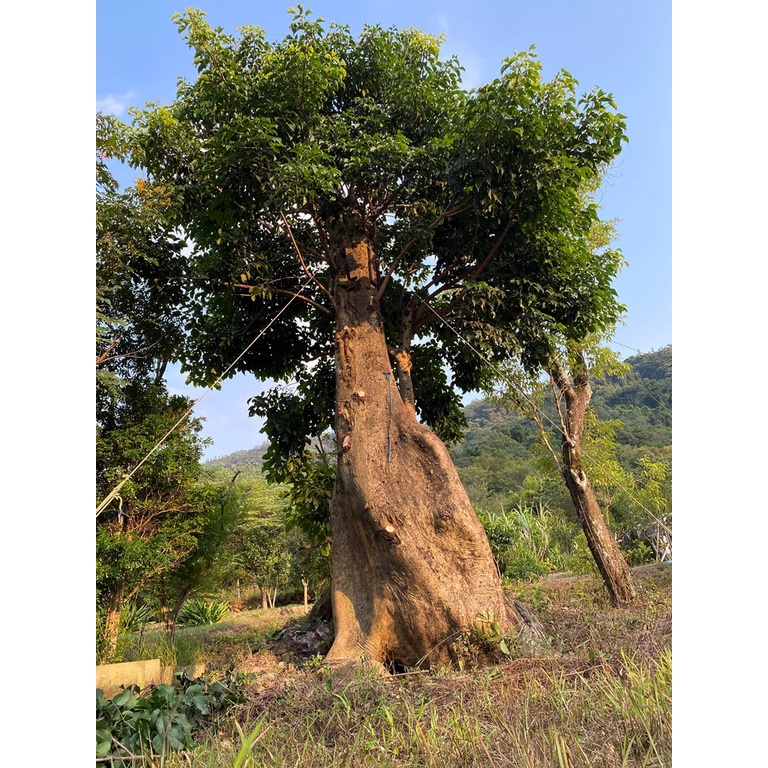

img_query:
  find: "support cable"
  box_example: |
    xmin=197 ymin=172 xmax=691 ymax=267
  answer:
xmin=96 ymin=276 xmax=315 ymax=518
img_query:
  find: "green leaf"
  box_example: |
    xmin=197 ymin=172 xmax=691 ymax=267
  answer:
xmin=233 ymin=713 xmax=267 ymax=767
xmin=112 ymin=688 xmax=135 ymax=708
xmin=96 ymin=726 xmax=113 ymax=757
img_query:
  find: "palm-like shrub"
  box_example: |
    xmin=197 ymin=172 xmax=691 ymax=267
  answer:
xmin=120 ymin=602 xmax=156 ymax=633
xmin=177 ymin=598 xmax=229 ymax=627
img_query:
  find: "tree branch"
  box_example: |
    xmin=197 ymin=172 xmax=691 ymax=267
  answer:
xmin=230 ymin=283 xmax=333 ymax=316
xmin=374 ymin=196 xmax=470 ymax=304
xmin=411 ymin=292 xmax=464 ymax=336
xmin=96 ymin=336 xmax=164 ymax=367
xmin=530 ymin=400 xmax=562 ymax=471
xmin=467 ymin=212 xmax=516 ymax=283
xmin=368 ymin=173 xmax=415 ymax=219
xmin=270 ymin=288 xmax=333 ymax=316
xmin=96 ymin=332 xmax=123 ymax=366
xmin=280 ymin=210 xmax=335 ymax=306
xmin=306 ymin=201 xmax=335 ymax=273
xmin=548 ymin=359 xmax=575 ymax=447
xmin=412 ymin=209 xmax=518 ymax=333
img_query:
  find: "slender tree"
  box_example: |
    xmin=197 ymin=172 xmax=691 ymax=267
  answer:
xmin=153 ymin=468 xmax=243 ymax=635
xmin=548 ymin=347 xmax=636 ymax=604
xmin=96 ymin=381 xmax=207 ymax=659
xmin=238 ymin=517 xmax=292 ymax=608
xmin=126 ymin=9 xmax=627 ymax=668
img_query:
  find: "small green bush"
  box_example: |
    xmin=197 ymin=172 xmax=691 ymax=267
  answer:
xmin=562 ymin=532 xmax=600 ymax=575
xmin=502 ymin=547 xmax=551 ymax=581
xmin=177 ymin=598 xmax=229 ymax=627
xmin=480 ymin=503 xmax=579 ymax=581
xmin=626 ymin=538 xmax=656 ymax=566
xmin=96 ymin=670 xmax=247 ymax=764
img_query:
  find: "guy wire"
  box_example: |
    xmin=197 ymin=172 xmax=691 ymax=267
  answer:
xmin=96 ymin=276 xmax=316 ymax=518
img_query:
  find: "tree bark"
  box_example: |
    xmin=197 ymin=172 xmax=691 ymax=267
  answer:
xmin=388 ymin=300 xmax=417 ymax=420
xmin=159 ymin=583 xmax=190 ymax=637
xmin=550 ymin=356 xmax=636 ymax=606
xmin=309 ymin=583 xmax=333 ymax=622
xmin=325 ymin=230 xmax=525 ymax=670
xmin=103 ymin=580 xmax=124 ymax=661
xmin=159 ymin=589 xmax=171 ymax=634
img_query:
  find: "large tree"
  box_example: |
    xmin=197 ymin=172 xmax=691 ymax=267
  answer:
xmin=126 ymin=9 xmax=627 ymax=669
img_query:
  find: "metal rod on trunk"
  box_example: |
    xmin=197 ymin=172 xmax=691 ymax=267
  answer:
xmin=384 ymin=372 xmax=392 ymax=462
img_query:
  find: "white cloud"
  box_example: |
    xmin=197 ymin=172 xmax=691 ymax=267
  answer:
xmin=96 ymin=91 xmax=135 ymax=117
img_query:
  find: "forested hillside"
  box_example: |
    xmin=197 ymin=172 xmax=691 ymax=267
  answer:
xmin=456 ymin=345 xmax=670 ymax=450
xmin=207 ymin=444 xmax=268 ymax=469
xmin=591 ymin=345 xmax=671 ymax=446
xmin=209 ymin=346 xmax=671 ymax=479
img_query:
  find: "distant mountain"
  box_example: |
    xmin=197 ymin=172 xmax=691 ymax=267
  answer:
xmin=204 ymin=443 xmax=269 ymax=470
xmin=591 ymin=345 xmax=672 ymax=446
xmin=206 ymin=346 xmax=671 ymax=469
xmin=447 ymin=345 xmax=671 ymax=505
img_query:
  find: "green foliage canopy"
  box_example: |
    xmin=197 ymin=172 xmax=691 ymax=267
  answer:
xmin=96 ymin=114 xmax=188 ymax=390
xmin=125 ymin=7 xmax=628 ymax=477
xmin=96 ymin=381 xmax=208 ymax=609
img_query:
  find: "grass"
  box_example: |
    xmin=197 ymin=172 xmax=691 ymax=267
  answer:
xmin=104 ymin=565 xmax=671 ymax=767
xmin=118 ymin=606 xmax=306 ymax=669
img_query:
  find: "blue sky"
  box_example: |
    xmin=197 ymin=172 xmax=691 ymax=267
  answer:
xmin=97 ymin=0 xmax=671 ymax=460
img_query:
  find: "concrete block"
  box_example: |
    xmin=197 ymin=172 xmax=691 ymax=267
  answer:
xmin=96 ymin=661 xmax=208 ymax=699
xmin=96 ymin=658 xmax=173 ymax=699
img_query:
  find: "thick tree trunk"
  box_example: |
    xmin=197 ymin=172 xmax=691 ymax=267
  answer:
xmin=325 ymin=232 xmax=524 ymax=670
xmin=550 ymin=357 xmax=636 ymax=606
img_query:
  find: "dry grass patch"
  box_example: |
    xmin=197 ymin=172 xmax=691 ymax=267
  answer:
xmin=182 ymin=566 xmax=671 ymax=767
xmin=109 ymin=566 xmax=671 ymax=767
